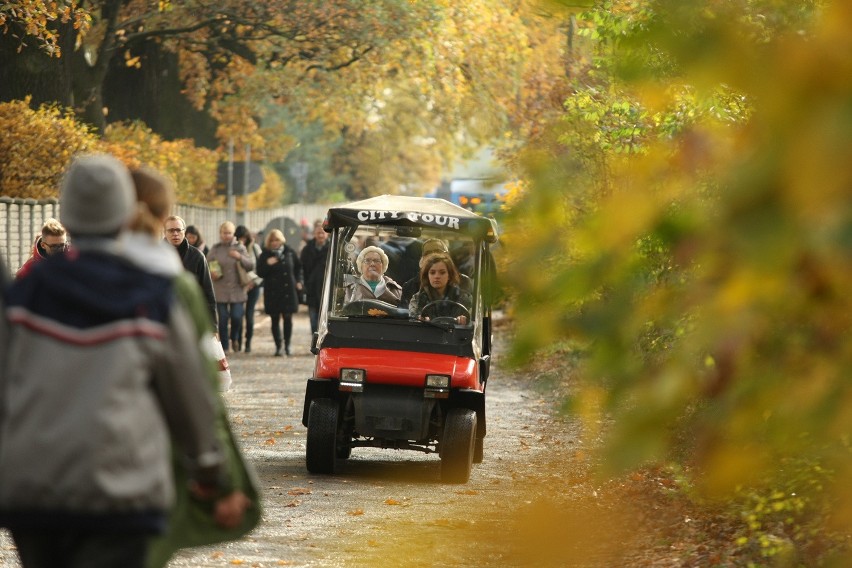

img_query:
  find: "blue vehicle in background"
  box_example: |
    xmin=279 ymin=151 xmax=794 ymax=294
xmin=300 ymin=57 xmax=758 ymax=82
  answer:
xmin=426 ymin=178 xmax=508 ymax=217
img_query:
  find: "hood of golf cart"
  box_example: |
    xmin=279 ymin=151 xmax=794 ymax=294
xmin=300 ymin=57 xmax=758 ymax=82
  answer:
xmin=316 ymin=347 xmax=478 ymax=389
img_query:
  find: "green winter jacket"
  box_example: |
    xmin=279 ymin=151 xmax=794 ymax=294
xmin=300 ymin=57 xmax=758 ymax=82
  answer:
xmin=146 ymin=271 xmax=262 ymax=567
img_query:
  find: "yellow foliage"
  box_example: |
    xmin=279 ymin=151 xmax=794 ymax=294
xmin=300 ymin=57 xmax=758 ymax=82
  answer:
xmin=233 ymin=165 xmax=287 ymax=210
xmin=0 ymin=98 xmax=98 ymax=199
xmin=0 ymin=103 xmax=221 ymax=205
xmin=101 ymin=121 xmax=220 ymax=204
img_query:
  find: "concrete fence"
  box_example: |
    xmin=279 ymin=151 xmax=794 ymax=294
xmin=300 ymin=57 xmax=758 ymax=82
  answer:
xmin=0 ymin=196 xmax=328 ymax=275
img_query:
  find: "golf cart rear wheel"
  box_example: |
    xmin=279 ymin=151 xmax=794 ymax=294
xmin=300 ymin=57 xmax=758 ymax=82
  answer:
xmin=440 ymin=408 xmax=477 ymax=483
xmin=306 ymin=398 xmax=338 ymax=474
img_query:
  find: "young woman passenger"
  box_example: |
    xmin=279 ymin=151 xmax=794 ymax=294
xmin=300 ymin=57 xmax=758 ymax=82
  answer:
xmin=408 ymin=252 xmax=472 ymax=325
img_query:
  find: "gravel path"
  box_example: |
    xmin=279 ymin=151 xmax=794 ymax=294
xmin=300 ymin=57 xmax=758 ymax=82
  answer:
xmin=2 ymin=309 xmax=599 ymax=568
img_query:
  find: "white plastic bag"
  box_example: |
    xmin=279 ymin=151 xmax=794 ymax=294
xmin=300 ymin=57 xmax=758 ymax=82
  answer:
xmin=205 ymin=334 xmax=232 ymax=392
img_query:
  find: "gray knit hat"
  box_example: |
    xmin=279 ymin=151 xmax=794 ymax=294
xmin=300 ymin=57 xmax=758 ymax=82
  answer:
xmin=60 ymin=154 xmax=136 ymax=236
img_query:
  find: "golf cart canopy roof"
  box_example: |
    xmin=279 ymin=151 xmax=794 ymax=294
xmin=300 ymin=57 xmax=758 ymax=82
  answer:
xmin=325 ymin=195 xmax=499 ymax=243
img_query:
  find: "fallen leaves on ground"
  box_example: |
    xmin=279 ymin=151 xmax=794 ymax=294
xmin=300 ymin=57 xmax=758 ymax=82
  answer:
xmin=427 ymin=518 xmax=473 ymax=529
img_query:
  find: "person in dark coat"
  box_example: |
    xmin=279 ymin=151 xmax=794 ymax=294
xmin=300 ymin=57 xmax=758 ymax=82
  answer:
xmin=299 ymin=221 xmax=329 ymax=335
xmin=256 ymin=229 xmax=303 ymax=356
xmin=379 ymin=236 xmax=421 ymax=284
xmin=164 ymin=215 xmax=217 ymax=329
xmin=185 ymin=225 xmax=209 ymax=256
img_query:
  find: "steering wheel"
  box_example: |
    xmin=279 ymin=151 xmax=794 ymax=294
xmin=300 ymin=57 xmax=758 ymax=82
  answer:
xmin=420 ymin=300 xmax=470 ymax=325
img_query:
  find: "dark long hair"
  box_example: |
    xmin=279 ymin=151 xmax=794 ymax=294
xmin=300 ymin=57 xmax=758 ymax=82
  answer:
xmin=419 ymin=252 xmax=460 ymax=290
xmin=235 ymin=225 xmax=254 ymax=247
xmin=185 ymin=225 xmax=204 ymax=244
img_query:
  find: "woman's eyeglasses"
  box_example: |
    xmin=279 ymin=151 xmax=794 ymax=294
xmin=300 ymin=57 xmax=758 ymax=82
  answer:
xmin=363 ymin=257 xmax=382 ymax=264
xmin=43 ymin=243 xmax=67 ymax=252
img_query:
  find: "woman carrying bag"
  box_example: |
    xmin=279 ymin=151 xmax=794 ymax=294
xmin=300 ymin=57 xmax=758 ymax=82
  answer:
xmin=207 ymin=221 xmax=253 ymax=353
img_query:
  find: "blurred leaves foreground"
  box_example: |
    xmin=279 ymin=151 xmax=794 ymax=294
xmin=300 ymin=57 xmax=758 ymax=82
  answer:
xmin=496 ymin=0 xmax=851 ymax=565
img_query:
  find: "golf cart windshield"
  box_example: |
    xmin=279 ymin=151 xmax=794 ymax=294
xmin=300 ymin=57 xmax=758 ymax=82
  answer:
xmin=328 ymin=224 xmax=479 ymax=324
xmin=313 ymin=195 xmax=499 ymax=356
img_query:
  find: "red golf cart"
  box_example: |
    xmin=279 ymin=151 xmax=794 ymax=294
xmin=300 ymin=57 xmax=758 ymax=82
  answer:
xmin=302 ymin=195 xmax=498 ymax=483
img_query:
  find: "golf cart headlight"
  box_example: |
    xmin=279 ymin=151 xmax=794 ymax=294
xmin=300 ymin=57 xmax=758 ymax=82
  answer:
xmin=426 ymin=375 xmax=450 ymax=388
xmin=425 ymin=375 xmax=450 ymax=398
xmin=341 ymin=369 xmax=364 ymax=383
xmin=340 ymin=368 xmax=365 ymax=392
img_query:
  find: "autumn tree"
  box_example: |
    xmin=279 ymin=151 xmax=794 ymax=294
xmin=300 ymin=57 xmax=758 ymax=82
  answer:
xmin=505 ymin=0 xmax=849 ymax=562
xmin=2 ymin=1 xmax=567 ymax=203
xmin=0 ymin=1 xmax=428 ymax=147
xmin=245 ymin=0 xmax=566 ymax=200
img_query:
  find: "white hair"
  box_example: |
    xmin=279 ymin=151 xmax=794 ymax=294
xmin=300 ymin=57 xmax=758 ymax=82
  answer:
xmin=356 ymin=245 xmax=389 ymax=274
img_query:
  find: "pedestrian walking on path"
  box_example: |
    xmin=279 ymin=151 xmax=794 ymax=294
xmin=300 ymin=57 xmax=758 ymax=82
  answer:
xmin=0 ymin=155 xmax=234 ymax=568
xmin=256 ymin=229 xmax=303 ymax=356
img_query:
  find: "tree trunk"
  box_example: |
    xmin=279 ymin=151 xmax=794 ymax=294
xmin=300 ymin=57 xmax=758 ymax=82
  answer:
xmin=0 ymin=22 xmax=73 ymax=108
xmin=0 ymin=18 xmax=109 ymax=132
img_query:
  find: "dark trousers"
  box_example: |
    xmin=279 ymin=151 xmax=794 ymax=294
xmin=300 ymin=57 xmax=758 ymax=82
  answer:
xmin=308 ymin=305 xmax=319 ymax=335
xmin=244 ymin=286 xmax=261 ymax=343
xmin=12 ymin=528 xmax=149 ymax=568
xmin=270 ymin=312 xmax=293 ymax=348
xmin=217 ymin=302 xmax=245 ymax=351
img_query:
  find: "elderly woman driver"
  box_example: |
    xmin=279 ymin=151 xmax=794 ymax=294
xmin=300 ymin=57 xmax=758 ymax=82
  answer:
xmin=344 ymin=245 xmax=402 ymax=304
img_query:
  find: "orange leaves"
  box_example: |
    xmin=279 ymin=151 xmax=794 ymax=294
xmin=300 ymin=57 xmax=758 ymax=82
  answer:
xmin=177 ymin=50 xmax=211 ymax=111
xmin=280 ymin=487 xmax=311 ymax=508
xmin=0 ymin=0 xmax=90 ymax=57
xmin=209 ymin=551 xmax=267 ymax=565
xmin=124 ymin=52 xmax=142 ymax=69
